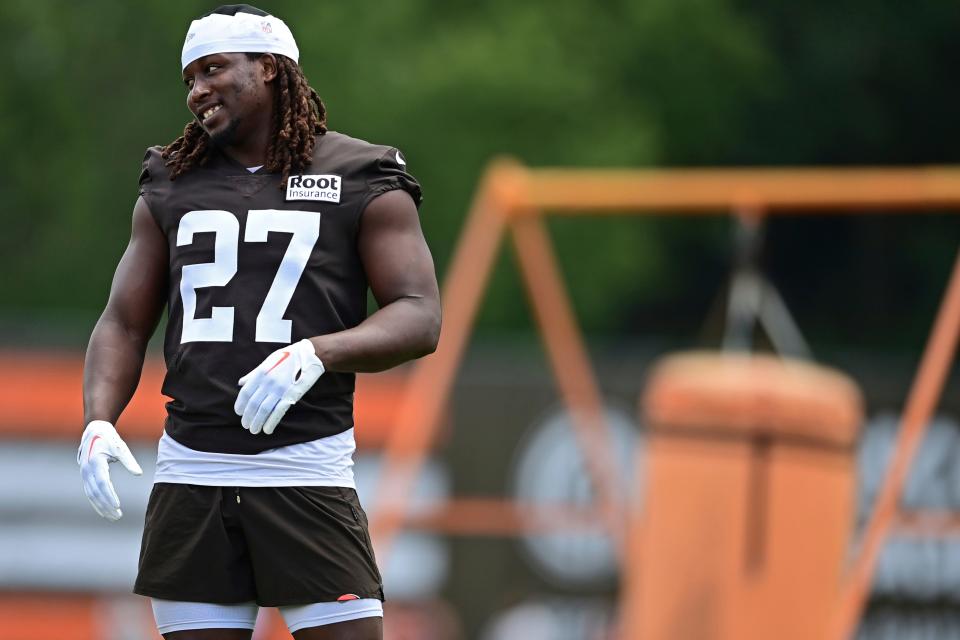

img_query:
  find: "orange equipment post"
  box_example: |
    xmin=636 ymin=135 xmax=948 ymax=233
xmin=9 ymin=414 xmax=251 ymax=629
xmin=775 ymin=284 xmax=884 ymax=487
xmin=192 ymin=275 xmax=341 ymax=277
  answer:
xmin=510 ymin=215 xmax=626 ymax=546
xmin=828 ymin=248 xmax=960 ymax=639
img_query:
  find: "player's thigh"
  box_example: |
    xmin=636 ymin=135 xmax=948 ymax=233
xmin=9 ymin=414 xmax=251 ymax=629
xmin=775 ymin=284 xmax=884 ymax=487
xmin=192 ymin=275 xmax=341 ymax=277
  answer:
xmin=292 ymin=616 xmax=382 ymax=640
xmin=164 ymin=630 xmax=253 ymax=640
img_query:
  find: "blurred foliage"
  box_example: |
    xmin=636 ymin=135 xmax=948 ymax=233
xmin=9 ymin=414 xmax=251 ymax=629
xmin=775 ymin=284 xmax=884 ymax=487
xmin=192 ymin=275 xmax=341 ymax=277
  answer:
xmin=0 ymin=0 xmax=957 ymax=349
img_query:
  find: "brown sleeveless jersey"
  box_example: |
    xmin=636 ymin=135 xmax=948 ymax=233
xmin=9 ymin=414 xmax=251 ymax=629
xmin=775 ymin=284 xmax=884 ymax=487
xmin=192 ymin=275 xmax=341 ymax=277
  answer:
xmin=139 ymin=131 xmax=422 ymax=454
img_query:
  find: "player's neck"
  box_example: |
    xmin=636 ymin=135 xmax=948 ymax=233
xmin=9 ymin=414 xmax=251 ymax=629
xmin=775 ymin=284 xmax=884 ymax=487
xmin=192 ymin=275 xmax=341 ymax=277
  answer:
xmin=221 ymin=125 xmax=271 ymax=168
xmin=220 ymin=106 xmax=275 ymax=168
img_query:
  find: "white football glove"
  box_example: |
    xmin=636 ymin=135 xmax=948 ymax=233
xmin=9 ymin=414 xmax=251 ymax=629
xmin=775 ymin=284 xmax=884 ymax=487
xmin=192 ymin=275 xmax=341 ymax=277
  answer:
xmin=77 ymin=420 xmax=143 ymax=521
xmin=234 ymin=339 xmax=325 ymax=435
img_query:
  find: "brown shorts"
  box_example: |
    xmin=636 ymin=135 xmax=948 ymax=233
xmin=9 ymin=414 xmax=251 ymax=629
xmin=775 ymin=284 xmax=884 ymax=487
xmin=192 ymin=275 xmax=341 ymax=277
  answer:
xmin=134 ymin=483 xmax=384 ymax=607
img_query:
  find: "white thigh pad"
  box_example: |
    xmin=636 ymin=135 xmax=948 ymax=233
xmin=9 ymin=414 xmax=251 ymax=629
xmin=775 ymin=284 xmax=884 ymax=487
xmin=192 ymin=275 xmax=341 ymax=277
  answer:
xmin=151 ymin=599 xmax=259 ymax=634
xmin=280 ymin=598 xmax=383 ymax=633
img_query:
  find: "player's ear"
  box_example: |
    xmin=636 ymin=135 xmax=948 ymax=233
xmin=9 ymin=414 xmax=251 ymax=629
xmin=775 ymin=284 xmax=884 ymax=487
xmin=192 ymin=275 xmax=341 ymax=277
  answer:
xmin=258 ymin=53 xmax=278 ymax=83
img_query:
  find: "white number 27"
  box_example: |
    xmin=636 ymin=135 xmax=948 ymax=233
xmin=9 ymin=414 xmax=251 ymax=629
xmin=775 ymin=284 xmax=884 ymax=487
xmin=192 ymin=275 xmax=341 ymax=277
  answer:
xmin=176 ymin=209 xmax=320 ymax=344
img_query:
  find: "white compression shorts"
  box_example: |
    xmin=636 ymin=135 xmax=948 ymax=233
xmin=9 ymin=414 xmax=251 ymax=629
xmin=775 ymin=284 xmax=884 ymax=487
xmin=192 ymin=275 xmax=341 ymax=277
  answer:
xmin=151 ymin=598 xmax=383 ymax=634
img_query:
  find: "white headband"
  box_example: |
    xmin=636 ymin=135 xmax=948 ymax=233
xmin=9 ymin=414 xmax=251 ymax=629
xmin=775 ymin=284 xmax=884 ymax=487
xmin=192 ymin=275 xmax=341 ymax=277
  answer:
xmin=181 ymin=12 xmax=299 ymax=70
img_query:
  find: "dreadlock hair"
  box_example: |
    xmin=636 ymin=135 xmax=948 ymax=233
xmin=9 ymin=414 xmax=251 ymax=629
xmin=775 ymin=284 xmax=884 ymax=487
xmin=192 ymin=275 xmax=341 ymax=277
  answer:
xmin=162 ymin=53 xmax=327 ymax=187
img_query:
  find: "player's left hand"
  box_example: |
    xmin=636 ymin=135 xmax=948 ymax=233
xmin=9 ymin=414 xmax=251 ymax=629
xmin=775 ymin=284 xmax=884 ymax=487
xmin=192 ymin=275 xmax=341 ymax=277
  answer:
xmin=234 ymin=339 xmax=325 ymax=435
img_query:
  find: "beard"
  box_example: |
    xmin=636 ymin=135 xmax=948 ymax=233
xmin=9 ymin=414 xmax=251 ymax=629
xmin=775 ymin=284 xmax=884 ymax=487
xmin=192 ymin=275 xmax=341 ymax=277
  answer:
xmin=207 ymin=115 xmax=241 ymax=148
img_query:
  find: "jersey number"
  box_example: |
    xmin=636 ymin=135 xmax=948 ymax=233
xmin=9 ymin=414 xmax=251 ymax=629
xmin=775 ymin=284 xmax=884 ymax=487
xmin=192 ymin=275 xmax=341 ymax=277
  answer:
xmin=177 ymin=209 xmax=321 ymax=344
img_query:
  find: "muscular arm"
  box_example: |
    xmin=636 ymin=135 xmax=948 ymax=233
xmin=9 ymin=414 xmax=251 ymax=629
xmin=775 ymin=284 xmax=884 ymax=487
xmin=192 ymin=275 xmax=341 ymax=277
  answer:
xmin=308 ymin=189 xmax=441 ymax=372
xmin=82 ymin=197 xmax=168 ymax=425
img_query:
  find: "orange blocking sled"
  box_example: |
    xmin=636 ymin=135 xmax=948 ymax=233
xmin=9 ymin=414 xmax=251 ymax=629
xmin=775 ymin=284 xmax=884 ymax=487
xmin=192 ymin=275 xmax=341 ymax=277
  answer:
xmin=623 ymin=352 xmax=863 ymax=640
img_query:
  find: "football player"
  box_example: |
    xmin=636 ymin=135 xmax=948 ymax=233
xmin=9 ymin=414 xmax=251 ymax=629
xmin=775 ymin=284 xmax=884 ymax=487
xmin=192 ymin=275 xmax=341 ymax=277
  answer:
xmin=78 ymin=5 xmax=440 ymax=639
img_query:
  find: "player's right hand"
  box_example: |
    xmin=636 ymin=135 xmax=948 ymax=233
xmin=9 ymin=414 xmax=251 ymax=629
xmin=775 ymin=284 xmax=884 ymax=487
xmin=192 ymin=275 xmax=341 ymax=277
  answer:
xmin=78 ymin=420 xmax=143 ymax=521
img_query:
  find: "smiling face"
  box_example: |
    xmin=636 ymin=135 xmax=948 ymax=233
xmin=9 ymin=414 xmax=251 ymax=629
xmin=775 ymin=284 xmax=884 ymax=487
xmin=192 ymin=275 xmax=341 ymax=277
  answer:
xmin=182 ymin=52 xmax=277 ymax=151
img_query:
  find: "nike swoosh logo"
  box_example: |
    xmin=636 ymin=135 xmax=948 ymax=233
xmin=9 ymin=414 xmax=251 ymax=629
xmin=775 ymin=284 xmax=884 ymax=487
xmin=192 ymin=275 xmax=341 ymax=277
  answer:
xmin=87 ymin=435 xmax=102 ymax=462
xmin=266 ymin=351 xmax=291 ymax=374
xmin=395 ymin=151 xmax=406 ymax=166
